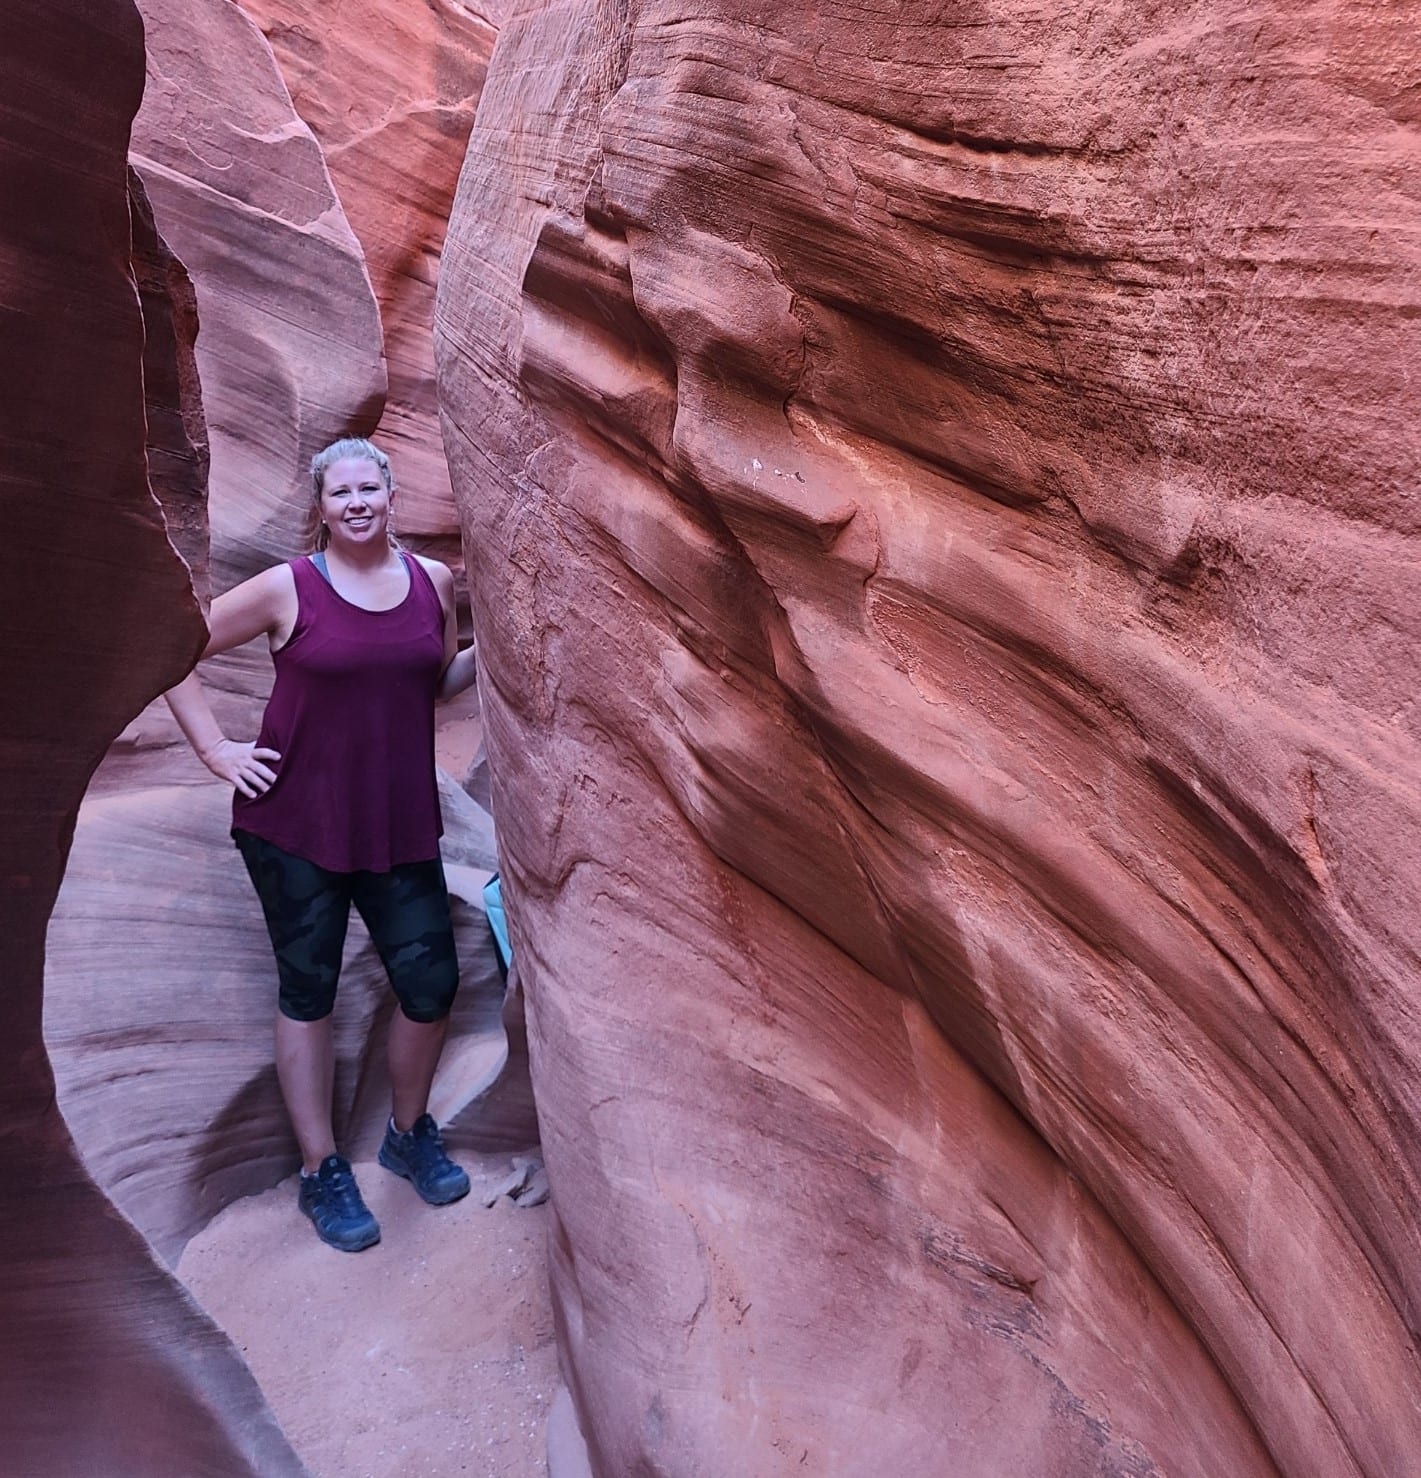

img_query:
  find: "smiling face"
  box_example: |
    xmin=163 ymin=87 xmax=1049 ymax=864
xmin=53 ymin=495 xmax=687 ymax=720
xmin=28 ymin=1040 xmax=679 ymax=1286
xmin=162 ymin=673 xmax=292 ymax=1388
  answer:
xmin=317 ymin=455 xmax=393 ymax=552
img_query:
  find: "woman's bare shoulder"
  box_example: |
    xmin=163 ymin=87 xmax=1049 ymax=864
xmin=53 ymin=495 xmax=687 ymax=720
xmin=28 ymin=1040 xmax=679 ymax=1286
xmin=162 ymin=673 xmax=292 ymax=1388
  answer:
xmin=412 ymin=554 xmax=456 ymax=593
xmin=205 ymin=561 xmax=299 ymax=654
xmin=255 ymin=559 xmax=301 ymax=589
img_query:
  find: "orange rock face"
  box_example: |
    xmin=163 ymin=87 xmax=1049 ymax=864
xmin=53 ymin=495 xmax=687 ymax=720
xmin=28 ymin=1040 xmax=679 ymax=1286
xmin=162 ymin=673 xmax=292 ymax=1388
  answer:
xmin=0 ymin=2 xmax=301 ymax=1470
xmin=437 ymin=2 xmax=1421 ymax=1473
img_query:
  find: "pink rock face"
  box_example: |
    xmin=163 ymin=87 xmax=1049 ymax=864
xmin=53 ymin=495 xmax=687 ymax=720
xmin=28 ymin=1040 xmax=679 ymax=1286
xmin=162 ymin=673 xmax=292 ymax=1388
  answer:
xmin=241 ymin=0 xmax=499 ymax=566
xmin=0 ymin=2 xmax=301 ymax=1470
xmin=129 ymin=166 xmax=211 ymax=605
xmin=437 ymin=2 xmax=1421 ymax=1473
xmin=130 ymin=0 xmax=386 ymax=588
xmin=46 ymin=0 xmax=529 ymax=1291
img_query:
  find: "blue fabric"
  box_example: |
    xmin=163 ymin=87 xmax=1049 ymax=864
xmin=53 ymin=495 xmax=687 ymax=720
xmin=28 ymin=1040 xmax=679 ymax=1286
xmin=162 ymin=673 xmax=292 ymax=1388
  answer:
xmin=483 ymin=873 xmax=513 ymax=969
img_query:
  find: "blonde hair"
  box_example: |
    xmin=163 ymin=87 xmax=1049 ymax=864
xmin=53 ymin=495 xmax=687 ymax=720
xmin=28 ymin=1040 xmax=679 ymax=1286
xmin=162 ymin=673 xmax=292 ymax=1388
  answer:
xmin=307 ymin=437 xmax=398 ymax=551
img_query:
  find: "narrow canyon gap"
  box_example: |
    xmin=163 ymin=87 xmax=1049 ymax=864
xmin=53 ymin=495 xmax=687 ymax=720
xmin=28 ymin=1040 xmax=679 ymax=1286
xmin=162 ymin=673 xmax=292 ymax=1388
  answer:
xmin=45 ymin=0 xmax=513 ymax=1266
xmin=4 ymin=0 xmax=1419 ymax=1473
xmin=13 ymin=0 xmax=517 ymax=1469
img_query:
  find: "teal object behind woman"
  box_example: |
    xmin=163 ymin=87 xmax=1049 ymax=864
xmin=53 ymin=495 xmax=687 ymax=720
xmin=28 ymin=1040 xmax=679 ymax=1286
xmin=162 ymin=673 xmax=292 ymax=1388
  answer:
xmin=483 ymin=874 xmax=512 ymax=971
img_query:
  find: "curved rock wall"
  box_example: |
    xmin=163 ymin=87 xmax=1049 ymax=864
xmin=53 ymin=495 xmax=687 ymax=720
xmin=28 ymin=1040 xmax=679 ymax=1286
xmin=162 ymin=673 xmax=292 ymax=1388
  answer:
xmin=130 ymin=0 xmax=386 ymax=589
xmin=241 ymin=0 xmax=500 ymax=568
xmin=0 ymin=2 xmax=301 ymax=1470
xmin=47 ymin=0 xmax=521 ymax=1268
xmin=437 ymin=2 xmax=1421 ymax=1473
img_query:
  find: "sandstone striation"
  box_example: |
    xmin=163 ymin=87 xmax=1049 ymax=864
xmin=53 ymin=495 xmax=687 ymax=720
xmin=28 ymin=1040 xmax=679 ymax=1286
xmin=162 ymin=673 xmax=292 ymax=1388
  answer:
xmin=130 ymin=0 xmax=386 ymax=590
xmin=0 ymin=2 xmax=301 ymax=1470
xmin=240 ymin=0 xmax=500 ymax=570
xmin=437 ymin=2 xmax=1421 ymax=1473
xmin=46 ymin=0 xmax=530 ymax=1307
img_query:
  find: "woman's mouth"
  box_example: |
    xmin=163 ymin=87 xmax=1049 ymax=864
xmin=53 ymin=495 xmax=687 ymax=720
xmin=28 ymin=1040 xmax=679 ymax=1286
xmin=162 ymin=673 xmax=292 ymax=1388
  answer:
xmin=346 ymin=516 xmax=373 ymax=529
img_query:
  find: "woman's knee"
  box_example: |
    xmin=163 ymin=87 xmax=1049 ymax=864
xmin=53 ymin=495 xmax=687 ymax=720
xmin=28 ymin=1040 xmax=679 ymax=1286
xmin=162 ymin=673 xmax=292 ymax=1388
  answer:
xmin=277 ymin=972 xmax=339 ymax=1021
xmin=392 ymin=956 xmax=459 ymax=1022
xmin=359 ymin=857 xmax=460 ymax=1022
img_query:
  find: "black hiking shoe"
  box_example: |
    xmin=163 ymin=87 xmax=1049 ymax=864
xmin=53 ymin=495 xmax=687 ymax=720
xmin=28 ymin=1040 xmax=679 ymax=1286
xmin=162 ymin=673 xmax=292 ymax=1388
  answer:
xmin=378 ymin=1114 xmax=471 ymax=1205
xmin=298 ymin=1154 xmax=381 ymax=1252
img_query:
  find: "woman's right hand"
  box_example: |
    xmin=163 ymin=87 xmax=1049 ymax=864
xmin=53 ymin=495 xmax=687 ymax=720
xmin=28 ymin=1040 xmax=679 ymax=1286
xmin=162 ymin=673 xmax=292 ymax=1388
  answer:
xmin=200 ymin=739 xmax=282 ymax=798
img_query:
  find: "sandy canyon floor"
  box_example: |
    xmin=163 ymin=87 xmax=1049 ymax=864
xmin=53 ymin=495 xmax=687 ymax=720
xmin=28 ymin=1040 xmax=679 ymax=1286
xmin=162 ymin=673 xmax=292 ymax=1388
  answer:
xmin=180 ymin=1152 xmax=556 ymax=1477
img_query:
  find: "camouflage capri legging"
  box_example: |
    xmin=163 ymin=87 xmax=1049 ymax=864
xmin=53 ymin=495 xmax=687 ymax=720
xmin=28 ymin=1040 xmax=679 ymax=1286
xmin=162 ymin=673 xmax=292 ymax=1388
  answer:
xmin=233 ymin=829 xmax=460 ymax=1023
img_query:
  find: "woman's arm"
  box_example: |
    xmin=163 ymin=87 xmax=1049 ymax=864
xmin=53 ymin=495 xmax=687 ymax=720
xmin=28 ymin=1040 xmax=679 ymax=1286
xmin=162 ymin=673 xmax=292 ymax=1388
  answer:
xmin=163 ymin=565 xmax=295 ymax=796
xmin=421 ymin=557 xmax=480 ymax=702
xmin=437 ymin=644 xmax=479 ymax=702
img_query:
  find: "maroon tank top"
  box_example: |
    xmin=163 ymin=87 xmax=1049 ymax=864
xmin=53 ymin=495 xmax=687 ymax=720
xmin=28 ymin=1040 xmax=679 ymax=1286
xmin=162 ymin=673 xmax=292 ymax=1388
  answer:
xmin=232 ymin=553 xmax=446 ymax=872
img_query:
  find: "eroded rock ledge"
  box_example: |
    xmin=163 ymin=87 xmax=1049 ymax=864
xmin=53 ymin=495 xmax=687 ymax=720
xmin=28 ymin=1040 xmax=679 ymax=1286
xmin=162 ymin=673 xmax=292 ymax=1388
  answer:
xmin=437 ymin=3 xmax=1421 ymax=1474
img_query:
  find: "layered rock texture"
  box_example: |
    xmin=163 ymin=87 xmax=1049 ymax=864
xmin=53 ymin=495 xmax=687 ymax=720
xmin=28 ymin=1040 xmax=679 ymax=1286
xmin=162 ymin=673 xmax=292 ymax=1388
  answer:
xmin=241 ymin=0 xmax=499 ymax=569
xmin=16 ymin=0 xmax=1420 ymax=1470
xmin=437 ymin=2 xmax=1421 ymax=1473
xmin=45 ymin=0 xmax=523 ymax=1275
xmin=130 ymin=0 xmax=386 ymax=589
xmin=1 ymin=2 xmax=301 ymax=1470
xmin=23 ymin=0 xmax=529 ymax=1465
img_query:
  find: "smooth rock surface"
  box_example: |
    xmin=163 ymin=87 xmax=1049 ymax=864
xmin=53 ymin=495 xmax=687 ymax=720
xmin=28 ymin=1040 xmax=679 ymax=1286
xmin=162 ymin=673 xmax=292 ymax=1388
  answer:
xmin=131 ymin=0 xmax=386 ymax=589
xmin=0 ymin=2 xmax=301 ymax=1471
xmin=241 ymin=0 xmax=500 ymax=569
xmin=437 ymin=3 xmax=1421 ymax=1473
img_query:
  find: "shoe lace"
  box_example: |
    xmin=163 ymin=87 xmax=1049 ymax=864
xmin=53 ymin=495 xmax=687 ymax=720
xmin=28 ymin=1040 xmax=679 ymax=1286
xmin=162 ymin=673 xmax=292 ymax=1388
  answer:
xmin=404 ymin=1120 xmax=454 ymax=1177
xmin=324 ymin=1162 xmax=366 ymax=1219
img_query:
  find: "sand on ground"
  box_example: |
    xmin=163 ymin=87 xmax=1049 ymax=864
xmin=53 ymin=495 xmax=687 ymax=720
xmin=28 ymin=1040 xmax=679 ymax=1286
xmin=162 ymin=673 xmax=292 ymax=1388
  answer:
xmin=179 ymin=1152 xmax=557 ymax=1478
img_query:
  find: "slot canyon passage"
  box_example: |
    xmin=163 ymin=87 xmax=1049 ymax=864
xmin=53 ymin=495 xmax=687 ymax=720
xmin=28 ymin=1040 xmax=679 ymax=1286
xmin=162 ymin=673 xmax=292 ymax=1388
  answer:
xmin=4 ymin=0 xmax=1421 ymax=1474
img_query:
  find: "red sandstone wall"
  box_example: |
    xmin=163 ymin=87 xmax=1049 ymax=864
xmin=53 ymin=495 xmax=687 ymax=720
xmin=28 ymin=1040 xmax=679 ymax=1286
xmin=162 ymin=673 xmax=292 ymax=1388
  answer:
xmin=437 ymin=2 xmax=1421 ymax=1473
xmin=0 ymin=2 xmax=303 ymax=1470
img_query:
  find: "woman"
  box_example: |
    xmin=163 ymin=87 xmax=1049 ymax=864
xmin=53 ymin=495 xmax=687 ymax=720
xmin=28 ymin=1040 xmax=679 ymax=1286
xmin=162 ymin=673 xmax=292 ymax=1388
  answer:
xmin=164 ymin=437 xmax=480 ymax=1252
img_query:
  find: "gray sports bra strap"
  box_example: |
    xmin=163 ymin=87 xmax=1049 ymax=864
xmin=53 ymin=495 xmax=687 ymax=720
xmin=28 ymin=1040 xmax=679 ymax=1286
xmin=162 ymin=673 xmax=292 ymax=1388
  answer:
xmin=310 ymin=549 xmax=407 ymax=586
